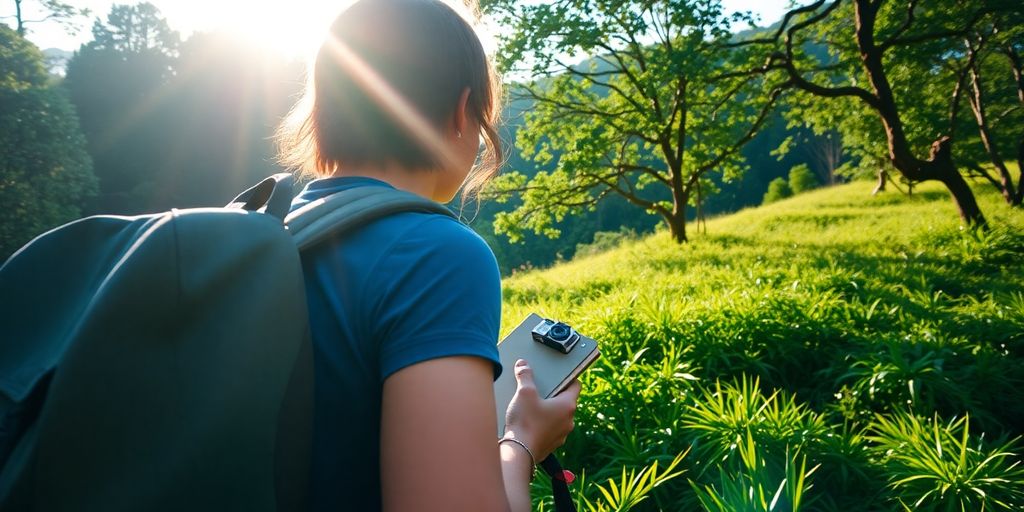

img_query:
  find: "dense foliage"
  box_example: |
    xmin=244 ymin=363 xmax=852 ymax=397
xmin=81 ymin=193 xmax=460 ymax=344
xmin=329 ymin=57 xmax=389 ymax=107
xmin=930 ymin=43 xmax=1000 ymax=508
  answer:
xmin=483 ymin=0 xmax=789 ymax=243
xmin=0 ymin=25 xmax=95 ymax=259
xmin=503 ymin=176 xmax=1024 ymax=510
xmin=763 ymin=178 xmax=793 ymax=204
xmin=788 ymin=164 xmax=819 ymax=194
xmin=4 ymin=2 xmax=1024 ymax=509
xmin=767 ymin=0 xmax=1024 ymax=225
xmin=62 ymin=2 xmax=301 ymax=215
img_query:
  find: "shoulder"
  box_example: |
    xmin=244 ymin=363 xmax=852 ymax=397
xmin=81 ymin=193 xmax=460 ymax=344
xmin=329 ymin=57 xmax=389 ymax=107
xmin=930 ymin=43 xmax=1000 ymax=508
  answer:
xmin=380 ymin=213 xmax=499 ymax=279
xmin=369 ymin=214 xmax=503 ymax=380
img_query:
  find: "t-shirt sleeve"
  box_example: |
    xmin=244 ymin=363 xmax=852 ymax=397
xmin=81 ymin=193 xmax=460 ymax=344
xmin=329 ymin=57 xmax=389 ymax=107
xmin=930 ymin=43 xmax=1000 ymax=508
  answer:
xmin=367 ymin=216 xmax=503 ymax=381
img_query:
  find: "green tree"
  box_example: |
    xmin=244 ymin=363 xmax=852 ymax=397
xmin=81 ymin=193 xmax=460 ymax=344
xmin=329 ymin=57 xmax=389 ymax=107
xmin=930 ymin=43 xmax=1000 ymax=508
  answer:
xmin=788 ymin=163 xmax=819 ymax=193
xmin=958 ymin=12 xmax=1024 ymax=206
xmin=64 ymin=2 xmax=179 ymax=214
xmin=752 ymin=0 xmax=1022 ymax=227
xmin=482 ymin=0 xmax=788 ymax=243
xmin=87 ymin=2 xmax=178 ymax=57
xmin=3 ymin=0 xmax=89 ymax=36
xmin=762 ymin=177 xmax=792 ymax=204
xmin=0 ymin=25 xmax=95 ymax=259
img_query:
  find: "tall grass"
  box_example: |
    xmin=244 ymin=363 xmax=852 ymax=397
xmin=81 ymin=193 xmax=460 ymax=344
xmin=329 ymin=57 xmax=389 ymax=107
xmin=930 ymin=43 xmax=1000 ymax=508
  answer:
xmin=503 ymin=179 xmax=1024 ymax=510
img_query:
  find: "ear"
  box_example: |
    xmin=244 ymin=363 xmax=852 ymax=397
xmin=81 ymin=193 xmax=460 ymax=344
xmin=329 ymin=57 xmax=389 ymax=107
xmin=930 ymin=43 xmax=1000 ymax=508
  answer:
xmin=452 ymin=87 xmax=472 ymax=138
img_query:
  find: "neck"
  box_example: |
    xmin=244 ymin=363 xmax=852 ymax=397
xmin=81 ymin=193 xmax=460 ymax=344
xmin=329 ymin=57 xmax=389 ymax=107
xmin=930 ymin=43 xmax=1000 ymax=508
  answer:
xmin=332 ymin=163 xmax=439 ymax=201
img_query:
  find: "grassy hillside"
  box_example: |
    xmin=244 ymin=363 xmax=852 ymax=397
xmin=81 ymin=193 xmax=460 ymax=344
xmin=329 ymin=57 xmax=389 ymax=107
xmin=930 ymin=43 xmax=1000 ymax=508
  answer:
xmin=503 ymin=178 xmax=1024 ymax=511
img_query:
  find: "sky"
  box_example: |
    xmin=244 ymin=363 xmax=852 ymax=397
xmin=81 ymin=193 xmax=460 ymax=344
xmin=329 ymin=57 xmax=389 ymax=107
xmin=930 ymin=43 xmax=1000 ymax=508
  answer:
xmin=5 ymin=0 xmax=799 ymax=57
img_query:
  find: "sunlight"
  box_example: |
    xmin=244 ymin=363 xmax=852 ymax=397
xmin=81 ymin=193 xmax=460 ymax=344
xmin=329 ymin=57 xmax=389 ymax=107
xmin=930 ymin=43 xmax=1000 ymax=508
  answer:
xmin=323 ymin=34 xmax=459 ymax=172
xmin=177 ymin=1 xmax=353 ymax=59
xmin=207 ymin=0 xmax=497 ymax=61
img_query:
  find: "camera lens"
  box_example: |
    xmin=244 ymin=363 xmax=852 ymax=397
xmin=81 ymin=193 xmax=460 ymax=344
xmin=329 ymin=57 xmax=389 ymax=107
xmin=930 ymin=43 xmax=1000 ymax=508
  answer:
xmin=548 ymin=323 xmax=571 ymax=341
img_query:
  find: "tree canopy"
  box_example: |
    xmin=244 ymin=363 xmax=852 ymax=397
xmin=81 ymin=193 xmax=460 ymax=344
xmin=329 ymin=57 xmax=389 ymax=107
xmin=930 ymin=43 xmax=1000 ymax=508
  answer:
xmin=63 ymin=2 xmax=301 ymax=215
xmin=483 ymin=0 xmax=789 ymax=243
xmin=759 ymin=0 xmax=1024 ymax=226
xmin=0 ymin=25 xmax=95 ymax=259
xmin=3 ymin=0 xmax=89 ymax=36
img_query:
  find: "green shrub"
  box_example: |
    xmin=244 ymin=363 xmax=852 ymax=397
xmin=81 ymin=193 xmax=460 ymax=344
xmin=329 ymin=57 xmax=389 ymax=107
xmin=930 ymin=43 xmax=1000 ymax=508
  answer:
xmin=788 ymin=164 xmax=819 ymax=194
xmin=763 ymin=177 xmax=793 ymax=204
xmin=869 ymin=412 xmax=1024 ymax=511
xmin=683 ymin=377 xmax=827 ymax=469
xmin=577 ymin=228 xmax=640 ymax=258
xmin=505 ymin=180 xmax=1024 ymax=511
xmin=691 ymin=435 xmax=818 ymax=512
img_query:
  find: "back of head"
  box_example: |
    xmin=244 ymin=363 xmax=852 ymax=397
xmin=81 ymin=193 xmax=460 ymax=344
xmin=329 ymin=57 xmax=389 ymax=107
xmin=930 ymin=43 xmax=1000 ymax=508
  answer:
xmin=279 ymin=0 xmax=502 ymax=195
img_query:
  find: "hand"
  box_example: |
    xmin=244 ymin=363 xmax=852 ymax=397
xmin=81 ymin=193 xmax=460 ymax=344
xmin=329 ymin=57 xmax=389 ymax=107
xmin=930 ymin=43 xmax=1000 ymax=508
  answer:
xmin=503 ymin=359 xmax=581 ymax=461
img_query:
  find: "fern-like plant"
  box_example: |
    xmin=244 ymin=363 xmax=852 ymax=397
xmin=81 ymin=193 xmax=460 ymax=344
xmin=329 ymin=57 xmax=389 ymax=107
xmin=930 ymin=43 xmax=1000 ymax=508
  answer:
xmin=691 ymin=430 xmax=818 ymax=511
xmin=576 ymin=451 xmax=688 ymax=512
xmin=683 ymin=377 xmax=826 ymax=470
xmin=869 ymin=412 xmax=1024 ymax=510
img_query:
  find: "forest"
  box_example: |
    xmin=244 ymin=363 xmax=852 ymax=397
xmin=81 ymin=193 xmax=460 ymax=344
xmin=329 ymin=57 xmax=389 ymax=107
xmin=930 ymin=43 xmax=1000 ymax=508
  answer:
xmin=5 ymin=0 xmax=965 ymax=272
xmin=3 ymin=0 xmax=1024 ymax=510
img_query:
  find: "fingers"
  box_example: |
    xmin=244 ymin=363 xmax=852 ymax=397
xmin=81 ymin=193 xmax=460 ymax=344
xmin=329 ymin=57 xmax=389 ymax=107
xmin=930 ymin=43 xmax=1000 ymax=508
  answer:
xmin=551 ymin=379 xmax=582 ymax=406
xmin=513 ymin=359 xmax=536 ymax=394
xmin=561 ymin=379 xmax=582 ymax=400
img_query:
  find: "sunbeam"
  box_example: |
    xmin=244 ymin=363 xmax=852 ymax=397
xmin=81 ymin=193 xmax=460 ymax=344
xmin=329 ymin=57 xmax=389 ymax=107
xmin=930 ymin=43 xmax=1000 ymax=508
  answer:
xmin=322 ymin=34 xmax=460 ymax=174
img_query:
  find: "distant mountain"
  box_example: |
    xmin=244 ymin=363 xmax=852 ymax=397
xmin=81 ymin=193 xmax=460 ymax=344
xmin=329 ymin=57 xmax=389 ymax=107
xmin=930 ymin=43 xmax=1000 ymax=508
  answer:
xmin=42 ymin=47 xmax=72 ymax=76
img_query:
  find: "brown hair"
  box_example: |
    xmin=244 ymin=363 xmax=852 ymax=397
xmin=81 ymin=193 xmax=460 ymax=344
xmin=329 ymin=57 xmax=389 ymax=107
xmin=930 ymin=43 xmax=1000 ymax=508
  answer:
xmin=277 ymin=0 xmax=503 ymax=198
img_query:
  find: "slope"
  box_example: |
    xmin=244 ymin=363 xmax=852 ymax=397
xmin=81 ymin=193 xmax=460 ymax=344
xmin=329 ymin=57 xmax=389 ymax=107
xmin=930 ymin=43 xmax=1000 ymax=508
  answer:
xmin=501 ymin=176 xmax=1024 ymax=511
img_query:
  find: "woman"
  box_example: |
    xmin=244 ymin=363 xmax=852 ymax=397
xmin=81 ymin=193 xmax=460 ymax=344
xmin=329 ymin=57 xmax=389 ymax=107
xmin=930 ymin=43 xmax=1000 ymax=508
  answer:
xmin=277 ymin=1 xmax=580 ymax=510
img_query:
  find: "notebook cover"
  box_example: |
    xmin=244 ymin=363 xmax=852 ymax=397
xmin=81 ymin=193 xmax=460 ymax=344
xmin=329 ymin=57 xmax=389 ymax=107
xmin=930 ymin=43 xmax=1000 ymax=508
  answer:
xmin=494 ymin=313 xmax=600 ymax=437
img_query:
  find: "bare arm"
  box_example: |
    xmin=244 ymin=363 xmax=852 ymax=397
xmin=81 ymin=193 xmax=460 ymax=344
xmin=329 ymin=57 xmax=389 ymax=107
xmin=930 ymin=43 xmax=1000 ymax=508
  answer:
xmin=381 ymin=356 xmax=580 ymax=512
xmin=380 ymin=356 xmax=529 ymax=512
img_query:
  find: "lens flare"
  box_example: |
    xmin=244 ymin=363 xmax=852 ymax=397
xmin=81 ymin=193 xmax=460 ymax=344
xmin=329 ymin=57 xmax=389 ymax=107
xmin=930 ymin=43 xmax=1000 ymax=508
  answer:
xmin=322 ymin=34 xmax=459 ymax=173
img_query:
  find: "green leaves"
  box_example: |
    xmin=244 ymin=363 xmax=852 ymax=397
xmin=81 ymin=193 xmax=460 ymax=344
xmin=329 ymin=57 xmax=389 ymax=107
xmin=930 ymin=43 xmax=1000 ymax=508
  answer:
xmin=683 ymin=377 xmax=827 ymax=469
xmin=484 ymin=0 xmax=787 ymax=242
xmin=501 ymin=180 xmax=1024 ymax=511
xmin=691 ymin=434 xmax=818 ymax=512
xmin=580 ymin=452 xmax=688 ymax=512
xmin=0 ymin=27 xmax=96 ymax=259
xmin=763 ymin=178 xmax=793 ymax=204
xmin=869 ymin=412 xmax=1024 ymax=510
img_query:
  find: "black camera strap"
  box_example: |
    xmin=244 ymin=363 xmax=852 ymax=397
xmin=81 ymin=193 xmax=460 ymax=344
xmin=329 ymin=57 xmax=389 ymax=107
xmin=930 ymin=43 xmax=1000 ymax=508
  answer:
xmin=539 ymin=454 xmax=576 ymax=512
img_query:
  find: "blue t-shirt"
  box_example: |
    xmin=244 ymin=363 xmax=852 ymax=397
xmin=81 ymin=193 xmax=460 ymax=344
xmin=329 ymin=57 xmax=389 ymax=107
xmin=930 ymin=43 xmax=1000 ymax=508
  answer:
xmin=291 ymin=177 xmax=503 ymax=511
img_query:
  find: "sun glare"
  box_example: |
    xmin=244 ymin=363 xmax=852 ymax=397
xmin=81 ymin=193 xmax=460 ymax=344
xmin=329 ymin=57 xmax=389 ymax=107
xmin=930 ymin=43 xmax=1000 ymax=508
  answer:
xmin=178 ymin=1 xmax=353 ymax=59
xmin=190 ymin=0 xmax=496 ymax=61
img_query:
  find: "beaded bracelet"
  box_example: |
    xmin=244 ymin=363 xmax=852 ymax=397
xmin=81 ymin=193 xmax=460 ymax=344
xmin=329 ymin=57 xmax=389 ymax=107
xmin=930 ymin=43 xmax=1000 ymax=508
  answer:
xmin=498 ymin=436 xmax=537 ymax=482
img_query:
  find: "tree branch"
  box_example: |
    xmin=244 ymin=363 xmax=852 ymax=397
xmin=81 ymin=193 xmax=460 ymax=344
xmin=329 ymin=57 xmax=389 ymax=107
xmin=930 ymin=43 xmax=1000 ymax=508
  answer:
xmin=722 ymin=0 xmax=829 ymax=48
xmin=965 ymin=163 xmax=1004 ymax=192
xmin=880 ymin=2 xmax=1000 ymax=53
xmin=516 ymin=85 xmax=658 ymax=144
xmin=593 ymin=43 xmax=662 ymax=122
xmin=877 ymin=0 xmax=920 ymax=53
xmin=591 ymin=172 xmax=668 ymax=217
xmin=554 ymin=58 xmax=649 ymax=114
xmin=698 ymin=86 xmax=787 ymax=175
xmin=767 ymin=0 xmax=882 ymax=109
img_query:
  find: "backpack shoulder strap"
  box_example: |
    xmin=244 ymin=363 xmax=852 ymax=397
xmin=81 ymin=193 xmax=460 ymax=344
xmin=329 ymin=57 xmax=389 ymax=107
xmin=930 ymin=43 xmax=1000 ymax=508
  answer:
xmin=285 ymin=186 xmax=457 ymax=251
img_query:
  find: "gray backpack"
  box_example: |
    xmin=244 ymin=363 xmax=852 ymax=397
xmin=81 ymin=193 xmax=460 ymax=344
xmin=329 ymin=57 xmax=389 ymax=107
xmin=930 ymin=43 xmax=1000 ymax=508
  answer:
xmin=0 ymin=174 xmax=454 ymax=511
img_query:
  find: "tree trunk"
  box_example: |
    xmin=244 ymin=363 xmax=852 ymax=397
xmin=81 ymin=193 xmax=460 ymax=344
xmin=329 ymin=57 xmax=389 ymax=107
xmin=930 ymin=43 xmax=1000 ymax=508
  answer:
xmin=1016 ymin=135 xmax=1024 ymax=206
xmin=15 ymin=0 xmax=24 ymax=35
xmin=666 ymin=208 xmax=687 ymax=243
xmin=1008 ymin=48 xmax=1024 ymax=206
xmin=930 ymin=142 xmax=986 ymax=226
xmin=852 ymin=0 xmax=987 ymax=227
xmin=968 ymin=64 xmax=1017 ymax=206
xmin=872 ymin=168 xmax=887 ymax=195
xmin=666 ymin=187 xmax=688 ymax=243
xmin=667 ymin=157 xmax=688 ymax=243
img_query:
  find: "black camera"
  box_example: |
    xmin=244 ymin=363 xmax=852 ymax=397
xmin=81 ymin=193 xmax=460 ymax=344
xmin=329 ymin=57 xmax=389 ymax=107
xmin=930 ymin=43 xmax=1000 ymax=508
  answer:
xmin=531 ymin=318 xmax=580 ymax=354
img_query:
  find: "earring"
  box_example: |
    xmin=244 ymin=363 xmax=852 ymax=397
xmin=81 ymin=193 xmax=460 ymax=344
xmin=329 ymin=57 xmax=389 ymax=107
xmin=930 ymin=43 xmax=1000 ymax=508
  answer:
xmin=456 ymin=130 xmax=463 ymax=139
